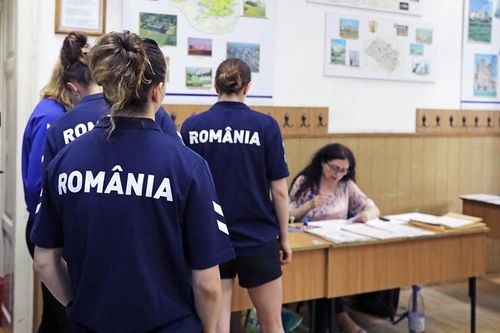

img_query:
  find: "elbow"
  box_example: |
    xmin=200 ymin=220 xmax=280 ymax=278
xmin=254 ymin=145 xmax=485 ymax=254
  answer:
xmin=198 ymin=282 xmax=221 ymax=302
xmin=33 ymin=254 xmax=49 ymax=274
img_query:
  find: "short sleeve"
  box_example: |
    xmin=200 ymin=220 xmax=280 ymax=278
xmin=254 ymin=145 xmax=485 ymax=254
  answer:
xmin=155 ymin=107 xmax=183 ymax=143
xmin=264 ymin=119 xmax=289 ymax=181
xmin=289 ymin=175 xmax=307 ymax=209
xmin=347 ymin=180 xmax=376 ymax=217
xmin=30 ymin=167 xmax=64 ymax=248
xmin=182 ymin=161 xmax=235 ymax=269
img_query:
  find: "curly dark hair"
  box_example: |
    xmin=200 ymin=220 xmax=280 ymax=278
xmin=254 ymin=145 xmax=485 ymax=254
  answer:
xmin=289 ymin=143 xmax=356 ymax=201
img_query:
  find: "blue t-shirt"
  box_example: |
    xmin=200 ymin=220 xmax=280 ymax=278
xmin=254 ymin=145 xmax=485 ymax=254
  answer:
xmin=181 ymin=101 xmax=289 ymax=255
xmin=44 ymin=93 xmax=180 ymax=168
xmin=32 ymin=117 xmax=234 ymax=333
xmin=22 ymin=98 xmax=66 ymax=216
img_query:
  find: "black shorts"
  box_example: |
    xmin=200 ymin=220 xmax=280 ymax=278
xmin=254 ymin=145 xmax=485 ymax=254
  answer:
xmin=219 ymin=241 xmax=282 ymax=289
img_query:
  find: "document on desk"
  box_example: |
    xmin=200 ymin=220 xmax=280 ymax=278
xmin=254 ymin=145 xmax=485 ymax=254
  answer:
xmin=366 ymin=220 xmax=434 ymax=237
xmin=306 ymin=227 xmax=371 ymax=243
xmin=341 ymin=224 xmax=402 ymax=240
xmin=386 ymin=212 xmax=438 ymax=223
xmin=307 ymin=219 xmax=350 ymax=229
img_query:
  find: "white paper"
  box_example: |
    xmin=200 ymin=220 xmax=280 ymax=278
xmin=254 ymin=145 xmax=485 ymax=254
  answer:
xmin=385 ymin=212 xmax=438 ymax=223
xmin=341 ymin=224 xmax=401 ymax=240
xmin=306 ymin=227 xmax=370 ymax=244
xmin=366 ymin=221 xmax=434 ymax=237
xmin=435 ymin=216 xmax=475 ymax=228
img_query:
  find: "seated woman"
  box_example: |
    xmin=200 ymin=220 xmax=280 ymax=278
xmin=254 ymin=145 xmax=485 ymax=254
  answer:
xmin=289 ymin=143 xmax=380 ymax=333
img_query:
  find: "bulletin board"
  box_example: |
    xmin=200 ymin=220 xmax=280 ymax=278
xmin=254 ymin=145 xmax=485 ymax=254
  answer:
xmin=122 ymin=0 xmax=275 ymax=105
xmin=324 ymin=11 xmax=435 ymax=82
xmin=461 ymin=0 xmax=500 ymax=109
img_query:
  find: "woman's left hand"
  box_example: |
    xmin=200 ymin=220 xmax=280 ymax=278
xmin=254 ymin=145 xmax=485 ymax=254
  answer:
xmin=352 ymin=212 xmax=368 ymax=223
xmin=279 ymin=238 xmax=292 ymax=265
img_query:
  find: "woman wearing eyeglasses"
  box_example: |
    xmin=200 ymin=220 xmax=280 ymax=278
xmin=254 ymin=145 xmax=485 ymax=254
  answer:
xmin=289 ymin=143 xmax=379 ymax=333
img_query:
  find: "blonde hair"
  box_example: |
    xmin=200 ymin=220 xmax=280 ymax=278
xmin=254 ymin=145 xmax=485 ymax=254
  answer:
xmin=40 ymin=60 xmax=72 ymax=109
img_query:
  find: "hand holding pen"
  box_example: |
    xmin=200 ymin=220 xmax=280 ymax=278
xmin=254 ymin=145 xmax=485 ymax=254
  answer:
xmin=307 ymin=191 xmax=328 ymax=210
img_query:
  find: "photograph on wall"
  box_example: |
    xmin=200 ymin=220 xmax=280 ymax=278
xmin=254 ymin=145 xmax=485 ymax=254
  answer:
xmin=410 ymin=43 xmax=423 ymax=55
xmin=243 ymin=0 xmax=266 ymax=18
xmin=186 ymin=67 xmax=212 ymax=89
xmin=468 ymin=0 xmax=493 ymax=43
xmin=227 ymin=42 xmax=260 ymax=72
xmin=415 ymin=28 xmax=433 ymax=44
xmin=394 ymin=24 xmax=408 ymax=37
xmin=331 ymin=39 xmax=346 ymax=65
xmin=473 ymin=54 xmax=497 ymax=97
xmin=324 ymin=12 xmax=435 ymax=82
xmin=187 ymin=37 xmax=212 ymax=56
xmin=349 ymin=50 xmax=359 ymax=67
xmin=339 ymin=18 xmax=359 ymax=39
xmin=307 ymin=0 xmax=422 ymax=16
xmin=461 ymin=0 xmax=500 ymax=108
xmin=139 ymin=12 xmax=177 ymax=46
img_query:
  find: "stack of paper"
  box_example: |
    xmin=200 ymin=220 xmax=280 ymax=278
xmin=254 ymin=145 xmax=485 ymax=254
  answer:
xmin=366 ymin=220 xmax=434 ymax=237
xmin=409 ymin=212 xmax=484 ymax=232
xmin=340 ymin=224 xmax=402 ymax=240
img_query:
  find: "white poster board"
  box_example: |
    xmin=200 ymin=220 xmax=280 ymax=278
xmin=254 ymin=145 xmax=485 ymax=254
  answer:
xmin=461 ymin=0 xmax=500 ymax=109
xmin=308 ymin=0 xmax=422 ymax=16
xmin=324 ymin=12 xmax=435 ymax=82
xmin=122 ymin=0 xmax=275 ymax=105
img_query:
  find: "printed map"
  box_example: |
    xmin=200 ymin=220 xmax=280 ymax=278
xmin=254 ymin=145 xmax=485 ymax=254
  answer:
xmin=170 ymin=0 xmax=240 ymax=34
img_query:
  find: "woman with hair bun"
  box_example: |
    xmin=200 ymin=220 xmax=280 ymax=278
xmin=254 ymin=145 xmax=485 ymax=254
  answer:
xmin=44 ymin=33 xmax=179 ymax=167
xmin=22 ymin=32 xmax=79 ymax=333
xmin=181 ymin=58 xmax=292 ymax=333
xmin=32 ymin=31 xmax=234 ymax=333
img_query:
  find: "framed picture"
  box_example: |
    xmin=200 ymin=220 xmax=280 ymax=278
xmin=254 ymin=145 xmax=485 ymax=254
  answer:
xmin=55 ymin=0 xmax=106 ymax=36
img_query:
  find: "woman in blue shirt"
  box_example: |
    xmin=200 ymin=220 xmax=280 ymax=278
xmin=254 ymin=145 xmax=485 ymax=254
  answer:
xmin=181 ymin=58 xmax=292 ymax=333
xmin=32 ymin=31 xmax=234 ymax=333
xmin=21 ymin=32 xmax=84 ymax=333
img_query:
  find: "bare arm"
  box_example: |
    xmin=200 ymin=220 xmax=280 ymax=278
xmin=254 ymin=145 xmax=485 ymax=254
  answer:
xmin=192 ymin=266 xmax=222 ymax=333
xmin=271 ymin=178 xmax=292 ymax=264
xmin=33 ymin=246 xmax=72 ymax=306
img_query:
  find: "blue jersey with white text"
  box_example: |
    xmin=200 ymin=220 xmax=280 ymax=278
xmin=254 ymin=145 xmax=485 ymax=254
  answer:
xmin=181 ymin=101 xmax=289 ymax=255
xmin=44 ymin=93 xmax=179 ymax=168
xmin=32 ymin=116 xmax=234 ymax=333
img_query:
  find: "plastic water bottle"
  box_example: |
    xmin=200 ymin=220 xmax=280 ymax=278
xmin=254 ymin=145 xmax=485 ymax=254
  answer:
xmin=408 ymin=285 xmax=425 ymax=333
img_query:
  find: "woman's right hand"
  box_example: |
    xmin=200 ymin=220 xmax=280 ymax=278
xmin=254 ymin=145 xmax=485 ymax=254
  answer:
xmin=309 ymin=195 xmax=328 ymax=209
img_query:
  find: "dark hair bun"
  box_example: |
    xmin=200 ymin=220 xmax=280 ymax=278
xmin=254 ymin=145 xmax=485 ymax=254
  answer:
xmin=215 ymin=58 xmax=251 ymax=95
xmin=60 ymin=32 xmax=89 ymax=68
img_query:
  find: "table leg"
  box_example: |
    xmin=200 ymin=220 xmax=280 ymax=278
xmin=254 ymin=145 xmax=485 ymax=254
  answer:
xmin=469 ymin=277 xmax=476 ymax=333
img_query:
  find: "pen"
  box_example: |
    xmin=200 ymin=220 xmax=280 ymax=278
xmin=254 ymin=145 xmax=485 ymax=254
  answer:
xmin=379 ymin=216 xmax=390 ymax=222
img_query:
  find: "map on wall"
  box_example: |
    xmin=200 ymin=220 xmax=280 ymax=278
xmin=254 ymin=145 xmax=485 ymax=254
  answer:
xmin=123 ymin=0 xmax=274 ymax=104
xmin=308 ymin=0 xmax=422 ymax=16
xmin=461 ymin=0 xmax=500 ymax=109
xmin=324 ymin=12 xmax=435 ymax=82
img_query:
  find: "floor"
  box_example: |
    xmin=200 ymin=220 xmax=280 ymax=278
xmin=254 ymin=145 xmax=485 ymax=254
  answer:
xmin=294 ymin=274 xmax=500 ymax=333
xmin=1 ymin=275 xmax=500 ymax=333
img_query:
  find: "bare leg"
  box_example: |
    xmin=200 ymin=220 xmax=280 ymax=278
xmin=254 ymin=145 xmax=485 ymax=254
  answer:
xmin=337 ymin=311 xmax=367 ymax=333
xmin=216 ymin=279 xmax=234 ymax=333
xmin=247 ymin=277 xmax=284 ymax=333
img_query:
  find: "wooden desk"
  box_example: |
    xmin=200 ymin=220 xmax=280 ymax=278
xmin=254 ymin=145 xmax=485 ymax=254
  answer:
xmin=231 ymin=232 xmax=330 ymax=312
xmin=231 ymin=228 xmax=487 ymax=332
xmin=462 ymin=196 xmax=500 ymax=273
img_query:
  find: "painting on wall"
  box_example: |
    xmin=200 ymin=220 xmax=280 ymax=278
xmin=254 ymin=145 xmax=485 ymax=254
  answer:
xmin=473 ymin=54 xmax=497 ymax=97
xmin=227 ymin=42 xmax=260 ymax=72
xmin=468 ymin=0 xmax=493 ymax=43
xmin=139 ymin=12 xmax=177 ymax=46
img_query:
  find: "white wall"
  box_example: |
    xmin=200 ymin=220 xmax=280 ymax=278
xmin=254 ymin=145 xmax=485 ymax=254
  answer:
xmin=35 ymin=0 xmax=465 ymax=133
xmin=273 ymin=0 xmax=464 ymax=133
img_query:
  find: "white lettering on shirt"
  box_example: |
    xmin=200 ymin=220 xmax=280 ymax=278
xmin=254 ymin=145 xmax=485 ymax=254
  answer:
xmin=57 ymin=166 xmax=173 ymax=202
xmin=188 ymin=127 xmax=261 ymax=146
xmin=63 ymin=121 xmax=95 ymax=145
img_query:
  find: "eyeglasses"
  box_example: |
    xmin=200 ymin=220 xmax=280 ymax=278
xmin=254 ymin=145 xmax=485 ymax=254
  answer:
xmin=327 ymin=163 xmax=349 ymax=175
